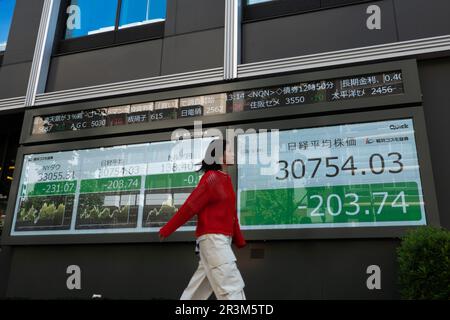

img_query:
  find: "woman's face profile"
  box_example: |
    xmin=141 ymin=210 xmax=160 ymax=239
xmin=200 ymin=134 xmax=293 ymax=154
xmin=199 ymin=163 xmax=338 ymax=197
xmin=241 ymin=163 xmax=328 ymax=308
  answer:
xmin=205 ymin=140 xmax=234 ymax=167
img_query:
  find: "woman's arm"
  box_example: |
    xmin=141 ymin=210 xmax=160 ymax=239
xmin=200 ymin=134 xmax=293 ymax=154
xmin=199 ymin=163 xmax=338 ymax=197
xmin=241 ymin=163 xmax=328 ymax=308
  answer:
xmin=232 ymin=210 xmax=247 ymax=248
xmin=159 ymin=170 xmax=215 ymax=238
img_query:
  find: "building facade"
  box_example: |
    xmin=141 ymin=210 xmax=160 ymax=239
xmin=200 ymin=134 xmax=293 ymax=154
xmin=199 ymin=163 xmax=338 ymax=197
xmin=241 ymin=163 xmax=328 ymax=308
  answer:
xmin=0 ymin=0 xmax=449 ymax=299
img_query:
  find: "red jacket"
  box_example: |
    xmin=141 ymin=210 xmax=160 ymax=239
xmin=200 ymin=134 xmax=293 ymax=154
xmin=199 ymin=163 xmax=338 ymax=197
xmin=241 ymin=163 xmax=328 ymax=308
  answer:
xmin=159 ymin=170 xmax=246 ymax=248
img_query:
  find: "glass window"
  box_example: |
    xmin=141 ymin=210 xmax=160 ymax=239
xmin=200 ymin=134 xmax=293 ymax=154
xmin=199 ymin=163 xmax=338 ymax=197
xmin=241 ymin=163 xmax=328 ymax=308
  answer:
xmin=0 ymin=0 xmax=16 ymax=52
xmin=65 ymin=0 xmax=166 ymax=39
xmin=65 ymin=0 xmax=119 ymax=39
xmin=119 ymin=0 xmax=166 ymax=30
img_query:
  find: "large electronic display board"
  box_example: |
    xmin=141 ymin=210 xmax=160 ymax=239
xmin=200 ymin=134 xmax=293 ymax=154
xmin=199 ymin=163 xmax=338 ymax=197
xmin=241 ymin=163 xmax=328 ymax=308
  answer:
xmin=4 ymin=107 xmax=438 ymax=244
xmin=237 ymin=118 xmax=427 ymax=229
xmin=10 ymin=137 xmax=216 ymax=236
xmin=31 ymin=71 xmax=404 ymax=135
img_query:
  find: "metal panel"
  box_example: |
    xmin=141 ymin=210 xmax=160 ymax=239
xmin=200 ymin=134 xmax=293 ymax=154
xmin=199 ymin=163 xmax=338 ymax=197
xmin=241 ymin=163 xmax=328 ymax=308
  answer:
xmin=0 ymin=62 xmax=33 ymax=99
xmin=0 ymin=97 xmax=25 ymax=113
xmin=395 ymin=0 xmax=450 ymax=41
xmin=166 ymin=0 xmax=225 ymax=36
xmin=38 ymin=67 xmax=224 ymax=106
xmin=1 ymin=0 xmax=45 ymax=65
xmin=0 ymin=246 xmax=12 ymax=298
xmin=318 ymin=239 xmax=399 ymax=299
xmin=46 ymin=39 xmax=163 ymax=92
xmin=224 ymin=0 xmax=240 ymax=80
xmin=418 ymin=57 xmax=450 ymax=229
xmin=4 ymin=238 xmax=402 ymax=299
xmin=5 ymin=242 xmax=198 ymax=299
xmin=242 ymin=0 xmax=397 ymax=63
xmin=163 ymin=0 xmax=177 ymax=36
xmin=238 ymin=35 xmax=450 ymax=78
xmin=25 ymin=0 xmax=61 ymax=106
xmin=161 ymin=28 xmax=224 ymax=75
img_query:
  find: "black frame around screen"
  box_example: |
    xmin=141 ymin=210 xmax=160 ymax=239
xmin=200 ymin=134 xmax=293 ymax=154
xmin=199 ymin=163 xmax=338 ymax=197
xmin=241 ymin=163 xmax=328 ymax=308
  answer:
xmin=1 ymin=107 xmax=440 ymax=245
xmin=228 ymin=106 xmax=440 ymax=241
xmin=2 ymin=59 xmax=440 ymax=245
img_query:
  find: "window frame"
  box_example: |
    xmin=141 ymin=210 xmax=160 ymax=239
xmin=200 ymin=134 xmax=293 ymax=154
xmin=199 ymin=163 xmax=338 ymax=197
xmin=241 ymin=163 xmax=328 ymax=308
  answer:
xmin=243 ymin=0 xmax=374 ymax=23
xmin=54 ymin=0 xmax=165 ymax=55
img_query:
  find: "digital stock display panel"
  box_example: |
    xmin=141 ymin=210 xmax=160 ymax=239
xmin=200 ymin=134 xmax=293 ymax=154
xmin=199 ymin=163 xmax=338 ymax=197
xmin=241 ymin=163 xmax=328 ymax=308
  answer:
xmin=237 ymin=118 xmax=427 ymax=229
xmin=10 ymin=137 xmax=216 ymax=236
xmin=31 ymin=71 xmax=404 ymax=135
xmin=7 ymin=115 xmax=433 ymax=241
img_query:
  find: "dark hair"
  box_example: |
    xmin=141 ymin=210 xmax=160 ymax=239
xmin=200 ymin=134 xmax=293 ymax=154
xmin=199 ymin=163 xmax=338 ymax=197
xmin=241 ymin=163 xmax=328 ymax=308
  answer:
xmin=197 ymin=139 xmax=228 ymax=172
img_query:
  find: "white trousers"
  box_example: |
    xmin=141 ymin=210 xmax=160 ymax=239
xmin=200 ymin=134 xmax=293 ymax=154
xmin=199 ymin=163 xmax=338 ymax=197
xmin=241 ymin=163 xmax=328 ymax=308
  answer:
xmin=180 ymin=233 xmax=246 ymax=300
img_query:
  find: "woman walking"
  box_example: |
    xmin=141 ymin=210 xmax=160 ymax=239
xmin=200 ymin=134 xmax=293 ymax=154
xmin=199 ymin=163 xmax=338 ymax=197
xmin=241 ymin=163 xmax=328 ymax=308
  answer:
xmin=159 ymin=139 xmax=247 ymax=300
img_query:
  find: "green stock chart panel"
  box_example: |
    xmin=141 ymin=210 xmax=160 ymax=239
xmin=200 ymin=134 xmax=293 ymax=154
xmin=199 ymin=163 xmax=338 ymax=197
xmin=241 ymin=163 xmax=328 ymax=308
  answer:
xmin=237 ymin=119 xmax=427 ymax=229
xmin=10 ymin=137 xmax=215 ymax=236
